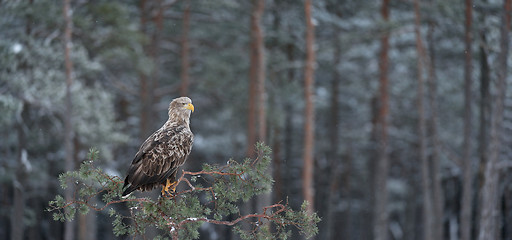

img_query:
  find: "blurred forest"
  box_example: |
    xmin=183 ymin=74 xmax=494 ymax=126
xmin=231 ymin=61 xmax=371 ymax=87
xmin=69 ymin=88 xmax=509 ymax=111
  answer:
xmin=1 ymin=0 xmax=512 ymax=239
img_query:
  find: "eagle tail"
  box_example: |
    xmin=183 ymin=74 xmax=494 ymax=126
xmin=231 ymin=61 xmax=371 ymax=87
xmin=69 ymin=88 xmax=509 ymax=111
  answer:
xmin=122 ymin=182 xmax=137 ymax=197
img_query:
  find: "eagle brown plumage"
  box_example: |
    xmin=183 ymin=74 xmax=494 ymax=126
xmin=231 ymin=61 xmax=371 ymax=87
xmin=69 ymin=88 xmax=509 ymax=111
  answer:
xmin=122 ymin=97 xmax=194 ymax=197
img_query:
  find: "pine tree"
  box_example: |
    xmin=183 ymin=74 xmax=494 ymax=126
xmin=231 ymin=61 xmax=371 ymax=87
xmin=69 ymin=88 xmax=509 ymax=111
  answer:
xmin=48 ymin=143 xmax=320 ymax=240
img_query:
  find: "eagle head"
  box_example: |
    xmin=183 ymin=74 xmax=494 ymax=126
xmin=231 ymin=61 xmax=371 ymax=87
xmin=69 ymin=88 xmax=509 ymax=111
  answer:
xmin=168 ymin=97 xmax=194 ymax=125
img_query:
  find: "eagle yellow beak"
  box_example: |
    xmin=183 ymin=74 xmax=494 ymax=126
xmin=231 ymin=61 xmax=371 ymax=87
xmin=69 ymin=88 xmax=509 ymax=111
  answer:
xmin=185 ymin=103 xmax=194 ymax=112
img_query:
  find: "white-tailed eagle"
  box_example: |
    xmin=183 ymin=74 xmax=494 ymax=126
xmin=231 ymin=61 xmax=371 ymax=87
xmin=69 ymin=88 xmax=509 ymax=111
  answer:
xmin=122 ymin=97 xmax=194 ymax=197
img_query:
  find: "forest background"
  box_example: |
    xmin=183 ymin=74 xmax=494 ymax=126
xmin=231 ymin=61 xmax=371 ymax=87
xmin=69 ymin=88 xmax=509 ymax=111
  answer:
xmin=1 ymin=0 xmax=512 ymax=239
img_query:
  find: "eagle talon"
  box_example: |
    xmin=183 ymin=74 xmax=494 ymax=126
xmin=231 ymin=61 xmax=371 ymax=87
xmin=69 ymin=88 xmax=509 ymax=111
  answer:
xmin=162 ymin=190 xmax=174 ymax=198
xmin=161 ymin=179 xmax=178 ymax=198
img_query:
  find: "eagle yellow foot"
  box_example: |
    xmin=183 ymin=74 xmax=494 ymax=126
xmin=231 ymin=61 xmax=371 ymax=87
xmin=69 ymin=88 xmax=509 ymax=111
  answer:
xmin=161 ymin=179 xmax=178 ymax=198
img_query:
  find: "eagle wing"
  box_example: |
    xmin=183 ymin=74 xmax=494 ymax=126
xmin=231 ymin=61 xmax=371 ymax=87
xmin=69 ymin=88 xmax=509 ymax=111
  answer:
xmin=122 ymin=124 xmax=193 ymax=196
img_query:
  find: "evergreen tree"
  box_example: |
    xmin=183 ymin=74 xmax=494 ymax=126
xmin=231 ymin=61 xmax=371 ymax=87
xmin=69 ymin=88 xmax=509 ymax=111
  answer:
xmin=48 ymin=143 xmax=320 ymax=239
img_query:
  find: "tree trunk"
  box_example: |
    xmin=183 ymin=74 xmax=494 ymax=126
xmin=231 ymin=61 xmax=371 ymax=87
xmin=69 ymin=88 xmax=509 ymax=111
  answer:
xmin=138 ymin=0 xmax=163 ymax=140
xmin=283 ymin=42 xmax=295 ymax=208
xmin=503 ymin=188 xmax=512 ymax=240
xmin=246 ymin=0 xmax=266 ymax=157
xmin=138 ymin=0 xmax=153 ymax=140
xmin=180 ymin=0 xmax=191 ymax=97
xmin=150 ymin=0 xmax=163 ymax=100
xmin=284 ymin=42 xmax=295 ymax=190
xmin=11 ymin=182 xmax=24 ymax=240
xmin=340 ymin=145 xmax=353 ymax=240
xmin=460 ymin=0 xmax=473 ymax=239
xmin=246 ymin=0 xmax=269 ymax=225
xmin=77 ymin=135 xmax=95 ymax=240
xmin=78 ymin=199 xmax=97 ymax=240
xmin=477 ymin=0 xmax=510 ymax=239
xmin=63 ymin=0 xmax=75 ymax=239
xmin=255 ymin=1 xmax=266 ymax=147
xmin=478 ymin=14 xmax=490 ymax=184
xmin=477 ymin=11 xmax=490 ymax=238
xmin=413 ymin=1 xmax=435 ymax=240
xmin=272 ymin=126 xmax=283 ymax=201
xmin=426 ymin=18 xmax=444 ymax=240
xmin=373 ymin=0 xmax=390 ymax=239
xmin=302 ymin=0 xmax=316 ymax=215
xmin=323 ymin=32 xmax=341 ymax=240
xmin=11 ymin=5 xmax=34 ymax=239
xmin=138 ymin=2 xmax=162 ymax=238
xmin=268 ymin=8 xmax=285 ymax=209
xmin=12 ymin=104 xmax=28 ymax=240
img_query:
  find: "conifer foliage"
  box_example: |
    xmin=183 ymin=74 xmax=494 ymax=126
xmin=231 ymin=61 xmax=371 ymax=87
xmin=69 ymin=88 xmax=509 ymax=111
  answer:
xmin=48 ymin=143 xmax=320 ymax=239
